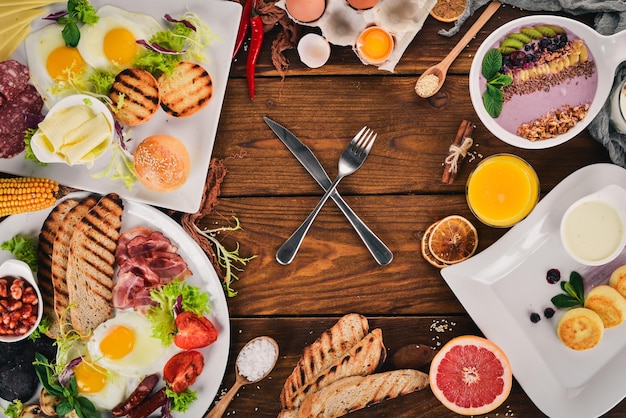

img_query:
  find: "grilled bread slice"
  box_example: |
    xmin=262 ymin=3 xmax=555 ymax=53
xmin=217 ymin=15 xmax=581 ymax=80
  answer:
xmin=50 ymin=195 xmax=99 ymax=324
xmin=109 ymin=68 xmax=160 ymax=126
xmin=66 ymin=193 xmax=123 ymax=335
xmin=293 ymin=369 xmax=429 ymax=418
xmin=37 ymin=198 xmax=80 ymax=338
xmin=280 ymin=313 xmax=370 ymax=410
xmin=284 ymin=328 xmax=386 ymax=410
xmin=158 ymin=61 xmax=213 ymax=118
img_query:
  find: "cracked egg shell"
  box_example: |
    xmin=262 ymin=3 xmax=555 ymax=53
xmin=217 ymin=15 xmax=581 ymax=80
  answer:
xmin=285 ymin=0 xmax=325 ymax=23
xmin=297 ymin=33 xmax=331 ymax=68
xmin=348 ymin=0 xmax=379 ymax=9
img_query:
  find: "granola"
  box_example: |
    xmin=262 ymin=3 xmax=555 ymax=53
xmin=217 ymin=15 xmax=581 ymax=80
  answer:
xmin=517 ymin=103 xmax=589 ymax=141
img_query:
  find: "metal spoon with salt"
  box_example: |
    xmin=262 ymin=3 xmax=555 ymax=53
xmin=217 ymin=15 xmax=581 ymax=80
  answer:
xmin=204 ymin=336 xmax=279 ymax=418
xmin=415 ymin=1 xmax=501 ymax=98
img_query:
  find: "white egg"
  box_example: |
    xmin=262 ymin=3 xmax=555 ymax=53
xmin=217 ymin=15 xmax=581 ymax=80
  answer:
xmin=77 ymin=5 xmax=162 ymax=73
xmin=88 ymin=310 xmax=170 ymax=378
xmin=24 ymin=24 xmax=90 ymax=107
xmin=74 ymin=360 xmax=128 ymax=411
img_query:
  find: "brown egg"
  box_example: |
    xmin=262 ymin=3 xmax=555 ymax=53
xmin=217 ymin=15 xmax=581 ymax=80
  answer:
xmin=347 ymin=0 xmax=379 ymax=9
xmin=285 ymin=0 xmax=326 ymax=23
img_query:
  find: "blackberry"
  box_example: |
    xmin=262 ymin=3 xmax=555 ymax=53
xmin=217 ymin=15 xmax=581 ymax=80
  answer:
xmin=530 ymin=312 xmax=541 ymax=323
xmin=544 ymin=308 xmax=555 ymax=319
xmin=546 ymin=268 xmax=561 ymax=284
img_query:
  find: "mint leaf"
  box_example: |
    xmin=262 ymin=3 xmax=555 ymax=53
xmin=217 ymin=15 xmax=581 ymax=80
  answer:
xmin=483 ymin=84 xmax=504 ymax=118
xmin=62 ymin=21 xmax=80 ymax=47
xmin=551 ymin=294 xmax=582 ymax=309
xmin=570 ymin=271 xmax=585 ymax=300
xmin=488 ymin=73 xmax=513 ymax=89
xmin=482 ymin=48 xmax=503 ymax=80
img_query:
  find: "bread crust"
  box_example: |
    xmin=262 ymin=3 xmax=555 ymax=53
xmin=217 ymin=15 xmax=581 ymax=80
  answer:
xmin=109 ymin=68 xmax=160 ymax=126
xmin=66 ymin=194 xmax=123 ymax=335
xmin=158 ymin=61 xmax=213 ymax=118
xmin=37 ymin=198 xmax=80 ymax=338
xmin=280 ymin=313 xmax=370 ymax=409
xmin=296 ymin=369 xmax=430 ymax=418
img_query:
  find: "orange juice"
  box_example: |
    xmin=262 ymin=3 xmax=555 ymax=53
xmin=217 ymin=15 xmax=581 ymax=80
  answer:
xmin=466 ymin=154 xmax=539 ymax=227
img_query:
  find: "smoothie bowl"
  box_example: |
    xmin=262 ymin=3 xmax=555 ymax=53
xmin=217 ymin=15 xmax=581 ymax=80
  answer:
xmin=469 ymin=16 xmax=626 ymax=149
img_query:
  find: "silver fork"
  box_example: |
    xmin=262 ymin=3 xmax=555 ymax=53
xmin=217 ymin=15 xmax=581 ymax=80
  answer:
xmin=276 ymin=127 xmax=377 ymax=265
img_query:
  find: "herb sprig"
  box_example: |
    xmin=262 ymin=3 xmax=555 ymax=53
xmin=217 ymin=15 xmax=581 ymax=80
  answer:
xmin=45 ymin=0 xmax=99 ymax=47
xmin=481 ymin=49 xmax=513 ymax=118
xmin=551 ymin=271 xmax=586 ymax=308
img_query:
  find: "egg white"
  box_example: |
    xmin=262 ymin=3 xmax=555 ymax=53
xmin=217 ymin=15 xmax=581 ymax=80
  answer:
xmin=24 ymin=24 xmax=89 ymax=108
xmin=88 ymin=310 xmax=172 ymax=378
xmin=77 ymin=5 xmax=162 ymax=73
xmin=79 ymin=366 xmax=128 ymax=411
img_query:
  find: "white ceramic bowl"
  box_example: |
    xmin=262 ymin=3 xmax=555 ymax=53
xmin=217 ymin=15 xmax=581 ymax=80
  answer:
xmin=0 ymin=259 xmax=43 ymax=343
xmin=31 ymin=94 xmax=114 ymax=166
xmin=469 ymin=16 xmax=626 ymax=149
xmin=560 ymin=184 xmax=626 ymax=266
xmin=609 ymin=79 xmax=626 ymax=134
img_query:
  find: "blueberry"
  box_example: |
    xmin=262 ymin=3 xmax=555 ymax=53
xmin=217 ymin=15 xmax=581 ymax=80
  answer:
xmin=530 ymin=313 xmax=541 ymax=323
xmin=539 ymin=39 xmax=550 ymax=48
xmin=546 ymin=268 xmax=561 ymax=284
xmin=544 ymin=308 xmax=555 ymax=319
xmin=560 ymin=34 xmax=568 ymax=43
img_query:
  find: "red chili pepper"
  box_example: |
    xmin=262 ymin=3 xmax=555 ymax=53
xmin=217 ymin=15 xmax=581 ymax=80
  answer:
xmin=247 ymin=6 xmax=263 ymax=101
xmin=232 ymin=0 xmax=254 ymax=59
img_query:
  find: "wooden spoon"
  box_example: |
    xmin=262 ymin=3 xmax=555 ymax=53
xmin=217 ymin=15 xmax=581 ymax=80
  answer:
xmin=415 ymin=1 xmax=502 ymax=98
xmin=204 ymin=336 xmax=279 ymax=418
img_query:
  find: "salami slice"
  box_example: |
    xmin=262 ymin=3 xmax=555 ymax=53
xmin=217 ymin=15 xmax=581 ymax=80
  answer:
xmin=0 ymin=132 xmax=25 ymax=158
xmin=13 ymin=84 xmax=44 ymax=114
xmin=0 ymin=60 xmax=29 ymax=103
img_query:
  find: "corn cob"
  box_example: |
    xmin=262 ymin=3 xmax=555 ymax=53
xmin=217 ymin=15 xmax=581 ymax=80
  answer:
xmin=0 ymin=177 xmax=60 ymax=217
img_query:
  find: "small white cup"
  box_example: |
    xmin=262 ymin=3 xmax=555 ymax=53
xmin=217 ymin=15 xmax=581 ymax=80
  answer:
xmin=609 ymin=79 xmax=626 ymax=134
xmin=560 ymin=184 xmax=626 ymax=266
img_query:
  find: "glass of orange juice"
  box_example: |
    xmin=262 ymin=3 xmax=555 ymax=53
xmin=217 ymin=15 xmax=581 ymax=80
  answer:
xmin=466 ymin=154 xmax=539 ymax=228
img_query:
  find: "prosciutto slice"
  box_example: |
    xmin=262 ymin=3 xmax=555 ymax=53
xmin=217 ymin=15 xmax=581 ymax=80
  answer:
xmin=113 ymin=227 xmax=191 ymax=310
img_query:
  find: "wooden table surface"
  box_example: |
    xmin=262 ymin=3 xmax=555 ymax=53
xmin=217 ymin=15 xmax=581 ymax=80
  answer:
xmin=200 ymin=2 xmax=626 ymax=418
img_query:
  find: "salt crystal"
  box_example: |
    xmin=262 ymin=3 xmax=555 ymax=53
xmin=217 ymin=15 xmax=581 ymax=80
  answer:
xmin=237 ymin=338 xmax=277 ymax=382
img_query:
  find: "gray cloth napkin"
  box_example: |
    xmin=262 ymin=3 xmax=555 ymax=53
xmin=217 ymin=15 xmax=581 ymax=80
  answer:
xmin=442 ymin=0 xmax=626 ymax=166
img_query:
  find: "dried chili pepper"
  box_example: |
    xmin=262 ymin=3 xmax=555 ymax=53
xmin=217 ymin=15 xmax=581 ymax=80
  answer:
xmin=247 ymin=4 xmax=264 ymax=101
xmin=232 ymin=0 xmax=254 ymax=59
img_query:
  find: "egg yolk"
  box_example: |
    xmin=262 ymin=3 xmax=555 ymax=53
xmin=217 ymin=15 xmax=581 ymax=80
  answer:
xmin=103 ymin=27 xmax=137 ymax=66
xmin=99 ymin=325 xmax=135 ymax=360
xmin=46 ymin=46 xmax=85 ymax=80
xmin=75 ymin=362 xmax=108 ymax=394
xmin=358 ymin=27 xmax=393 ymax=63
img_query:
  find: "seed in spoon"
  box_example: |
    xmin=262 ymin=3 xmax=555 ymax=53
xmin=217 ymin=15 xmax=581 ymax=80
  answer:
xmin=415 ymin=73 xmax=440 ymax=97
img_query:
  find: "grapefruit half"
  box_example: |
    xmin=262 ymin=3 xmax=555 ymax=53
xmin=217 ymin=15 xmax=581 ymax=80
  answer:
xmin=430 ymin=335 xmax=512 ymax=416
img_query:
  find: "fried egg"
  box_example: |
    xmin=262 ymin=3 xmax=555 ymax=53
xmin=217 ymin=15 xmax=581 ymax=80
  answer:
xmin=24 ymin=24 xmax=89 ymax=106
xmin=77 ymin=5 xmax=161 ymax=73
xmin=74 ymin=361 xmax=128 ymax=411
xmin=88 ymin=310 xmax=170 ymax=378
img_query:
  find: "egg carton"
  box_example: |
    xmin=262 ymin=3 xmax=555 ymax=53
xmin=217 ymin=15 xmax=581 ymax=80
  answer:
xmin=275 ymin=0 xmax=437 ymax=72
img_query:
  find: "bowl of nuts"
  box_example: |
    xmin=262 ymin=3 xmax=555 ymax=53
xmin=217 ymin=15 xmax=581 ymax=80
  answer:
xmin=0 ymin=259 xmax=43 ymax=342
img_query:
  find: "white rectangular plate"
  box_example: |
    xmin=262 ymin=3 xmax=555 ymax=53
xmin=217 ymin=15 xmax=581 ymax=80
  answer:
xmin=3 ymin=0 xmax=242 ymax=213
xmin=441 ymin=163 xmax=626 ymax=418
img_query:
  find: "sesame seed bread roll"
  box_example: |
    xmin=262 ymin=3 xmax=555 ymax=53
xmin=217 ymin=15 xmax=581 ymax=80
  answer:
xmin=584 ymin=285 xmax=626 ymax=328
xmin=134 ymin=135 xmax=191 ymax=193
xmin=557 ymin=307 xmax=604 ymax=351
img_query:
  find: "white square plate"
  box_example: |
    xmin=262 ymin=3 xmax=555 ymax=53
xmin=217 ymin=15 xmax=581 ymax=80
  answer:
xmin=3 ymin=0 xmax=242 ymax=213
xmin=441 ymin=163 xmax=626 ymax=418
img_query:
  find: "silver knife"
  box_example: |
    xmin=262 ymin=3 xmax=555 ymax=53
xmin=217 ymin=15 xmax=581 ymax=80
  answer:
xmin=264 ymin=117 xmax=393 ymax=265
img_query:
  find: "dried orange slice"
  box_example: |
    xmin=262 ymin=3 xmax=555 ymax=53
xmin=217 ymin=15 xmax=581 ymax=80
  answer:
xmin=427 ymin=215 xmax=478 ymax=265
xmin=421 ymin=221 xmax=450 ymax=268
xmin=429 ymin=0 xmax=467 ymax=23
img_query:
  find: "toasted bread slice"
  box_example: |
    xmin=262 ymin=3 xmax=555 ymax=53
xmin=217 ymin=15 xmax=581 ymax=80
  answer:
xmin=158 ymin=61 xmax=213 ymax=118
xmin=109 ymin=68 xmax=160 ymax=126
xmin=284 ymin=328 xmax=386 ymax=410
xmin=50 ymin=196 xmax=99 ymax=324
xmin=291 ymin=369 xmax=429 ymax=418
xmin=37 ymin=198 xmax=80 ymax=338
xmin=280 ymin=313 xmax=369 ymax=410
xmin=67 ymin=193 xmax=123 ymax=335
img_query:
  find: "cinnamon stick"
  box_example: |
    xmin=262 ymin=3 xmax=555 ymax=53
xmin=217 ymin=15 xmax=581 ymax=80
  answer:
xmin=442 ymin=120 xmax=475 ymax=184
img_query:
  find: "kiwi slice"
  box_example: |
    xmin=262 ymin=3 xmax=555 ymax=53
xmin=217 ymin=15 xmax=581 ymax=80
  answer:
xmin=498 ymin=46 xmax=517 ymax=55
xmin=521 ymin=27 xmax=543 ymax=39
xmin=500 ymin=38 xmax=524 ymax=50
xmin=534 ymin=25 xmax=557 ymax=37
xmin=507 ymin=33 xmax=532 ymax=44
xmin=549 ymin=24 xmax=566 ymax=35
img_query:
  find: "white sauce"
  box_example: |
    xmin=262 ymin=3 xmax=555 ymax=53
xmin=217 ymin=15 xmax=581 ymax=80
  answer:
xmin=562 ymin=200 xmax=624 ymax=263
xmin=236 ymin=338 xmax=277 ymax=382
